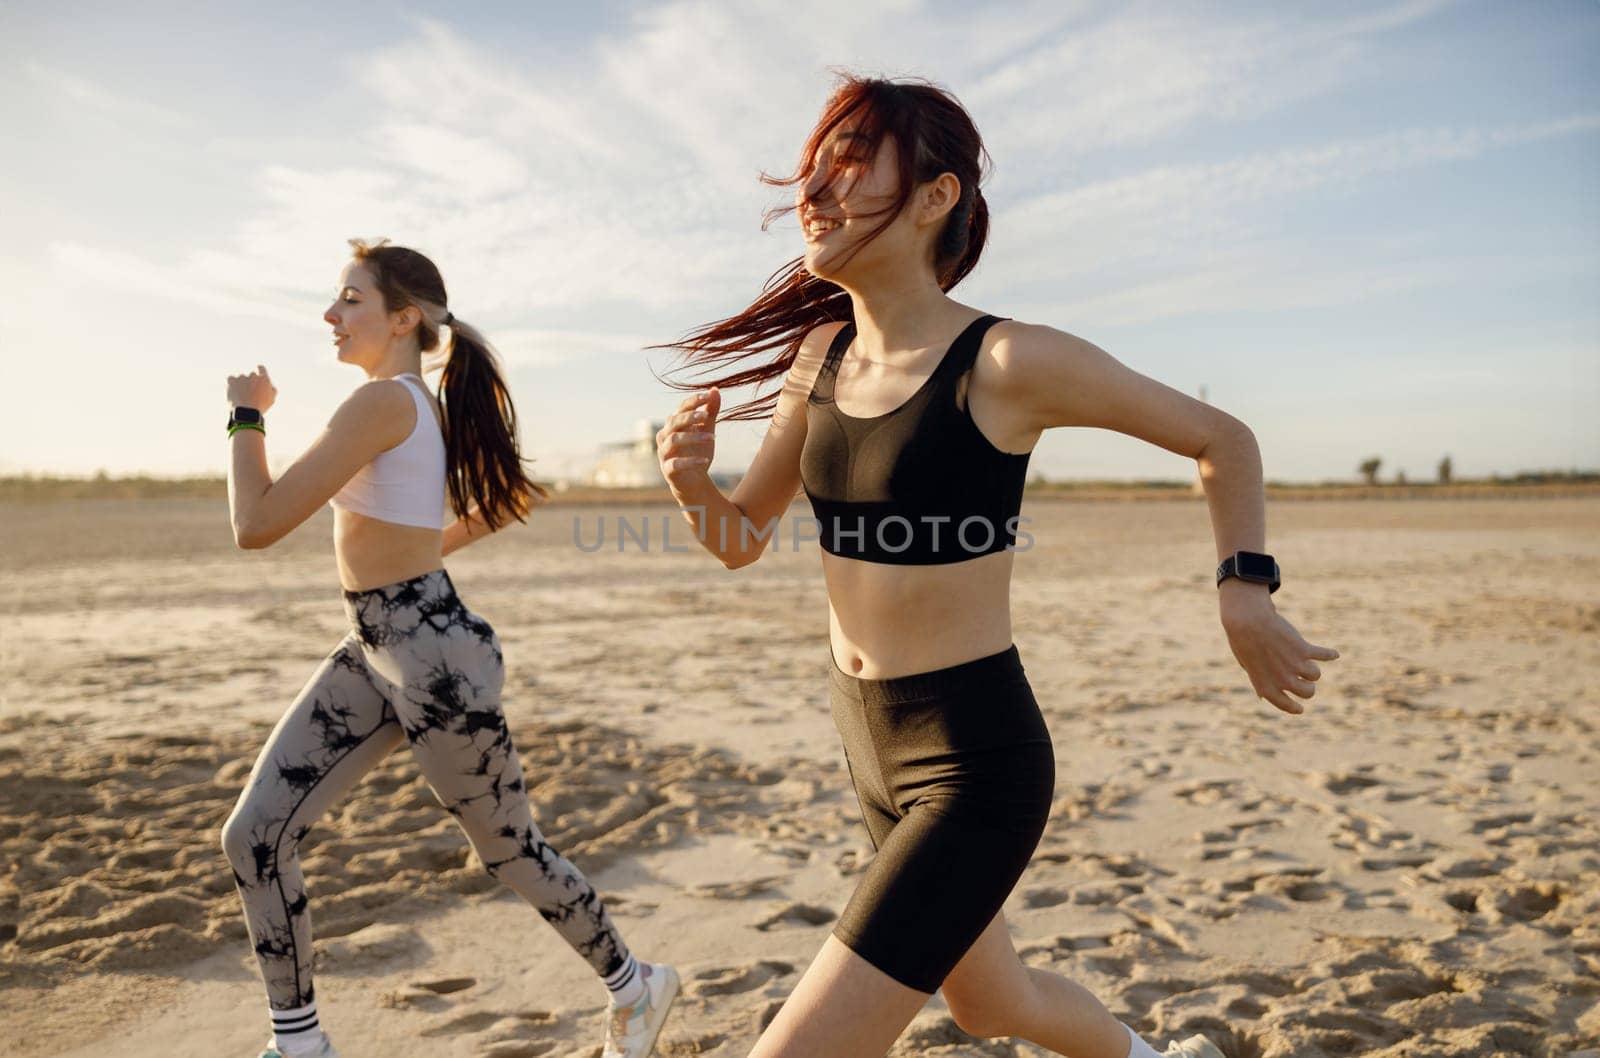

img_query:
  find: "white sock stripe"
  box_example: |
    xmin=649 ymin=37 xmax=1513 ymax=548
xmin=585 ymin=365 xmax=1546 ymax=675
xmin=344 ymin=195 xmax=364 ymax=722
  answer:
xmin=272 ymin=1012 xmax=320 ymax=1033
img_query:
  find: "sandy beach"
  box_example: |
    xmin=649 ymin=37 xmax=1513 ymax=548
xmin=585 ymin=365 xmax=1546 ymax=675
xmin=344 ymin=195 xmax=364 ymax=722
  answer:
xmin=2 ymin=494 xmax=1596 ymax=1057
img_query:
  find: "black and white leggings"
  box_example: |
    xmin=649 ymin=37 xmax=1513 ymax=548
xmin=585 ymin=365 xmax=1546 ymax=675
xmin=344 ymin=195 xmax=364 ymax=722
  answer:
xmin=220 ymin=569 xmax=631 ymax=1010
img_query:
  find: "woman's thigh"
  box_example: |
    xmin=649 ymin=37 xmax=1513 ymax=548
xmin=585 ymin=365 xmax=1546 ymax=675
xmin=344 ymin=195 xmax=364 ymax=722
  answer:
xmin=223 ymin=634 xmax=406 ymax=860
xmin=833 ymin=795 xmax=1047 ymax=994
xmin=749 ymin=934 xmax=930 ymax=1058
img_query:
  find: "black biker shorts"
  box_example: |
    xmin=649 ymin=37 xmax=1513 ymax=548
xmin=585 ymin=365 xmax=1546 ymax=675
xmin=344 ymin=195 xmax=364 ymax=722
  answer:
xmin=828 ymin=643 xmax=1056 ymax=993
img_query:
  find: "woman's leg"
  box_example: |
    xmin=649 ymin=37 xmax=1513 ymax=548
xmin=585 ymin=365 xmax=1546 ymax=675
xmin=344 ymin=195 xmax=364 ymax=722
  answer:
xmin=369 ymin=582 xmax=637 ymax=987
xmin=939 ymin=911 xmax=1136 ymax=1057
xmin=220 ymin=633 xmax=406 ymax=1013
xmin=749 ymin=935 xmax=931 ymax=1058
xmin=761 ymin=644 xmax=1061 ymax=1058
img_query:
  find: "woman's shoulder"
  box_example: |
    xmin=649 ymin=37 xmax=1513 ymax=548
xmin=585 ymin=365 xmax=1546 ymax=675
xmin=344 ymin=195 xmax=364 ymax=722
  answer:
xmin=982 ymin=317 xmax=1098 ymax=365
xmin=801 ymin=318 xmax=851 ymax=353
xmin=327 ymin=377 xmax=420 ymax=448
xmin=791 ymin=319 xmax=852 ymax=379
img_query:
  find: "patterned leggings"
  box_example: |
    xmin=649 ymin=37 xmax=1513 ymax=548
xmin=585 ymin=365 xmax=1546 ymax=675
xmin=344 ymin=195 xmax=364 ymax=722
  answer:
xmin=220 ymin=569 xmax=631 ymax=1010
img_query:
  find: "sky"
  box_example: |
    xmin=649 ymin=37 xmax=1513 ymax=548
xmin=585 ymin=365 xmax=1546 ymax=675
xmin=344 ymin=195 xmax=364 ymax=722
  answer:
xmin=1 ymin=0 xmax=1596 ymax=484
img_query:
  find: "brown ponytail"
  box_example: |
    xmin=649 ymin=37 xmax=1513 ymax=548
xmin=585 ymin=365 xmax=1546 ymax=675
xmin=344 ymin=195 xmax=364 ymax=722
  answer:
xmin=348 ymin=238 xmax=544 ymax=529
xmin=653 ymin=74 xmax=992 ymax=422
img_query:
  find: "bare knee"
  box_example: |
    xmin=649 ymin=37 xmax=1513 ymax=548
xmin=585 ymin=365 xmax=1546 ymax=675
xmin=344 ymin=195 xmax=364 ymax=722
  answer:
xmin=944 ymin=984 xmax=1020 ymax=1040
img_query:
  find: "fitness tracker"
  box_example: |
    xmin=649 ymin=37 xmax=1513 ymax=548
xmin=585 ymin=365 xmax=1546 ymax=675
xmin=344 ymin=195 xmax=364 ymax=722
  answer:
xmin=228 ymin=406 xmax=265 ymax=437
xmin=1217 ymin=550 xmax=1280 ymax=594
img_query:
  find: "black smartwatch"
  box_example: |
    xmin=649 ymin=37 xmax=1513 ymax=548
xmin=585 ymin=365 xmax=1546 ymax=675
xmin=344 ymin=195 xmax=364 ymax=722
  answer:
xmin=228 ymin=406 xmax=264 ymax=430
xmin=1217 ymin=550 xmax=1280 ymax=594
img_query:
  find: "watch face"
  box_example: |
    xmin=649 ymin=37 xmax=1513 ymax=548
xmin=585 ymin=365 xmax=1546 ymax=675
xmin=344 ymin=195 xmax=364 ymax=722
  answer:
xmin=231 ymin=407 xmax=263 ymax=425
xmin=1236 ymin=551 xmax=1277 ymax=580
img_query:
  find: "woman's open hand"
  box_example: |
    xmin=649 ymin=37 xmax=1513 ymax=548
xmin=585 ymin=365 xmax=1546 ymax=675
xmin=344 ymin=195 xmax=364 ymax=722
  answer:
xmin=1219 ymin=586 xmax=1339 ymax=715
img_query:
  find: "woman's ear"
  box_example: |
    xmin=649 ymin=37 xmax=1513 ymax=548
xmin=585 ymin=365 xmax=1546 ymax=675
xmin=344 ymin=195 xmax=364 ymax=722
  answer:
xmin=919 ymin=172 xmax=962 ymax=228
xmin=394 ymin=304 xmax=422 ymax=337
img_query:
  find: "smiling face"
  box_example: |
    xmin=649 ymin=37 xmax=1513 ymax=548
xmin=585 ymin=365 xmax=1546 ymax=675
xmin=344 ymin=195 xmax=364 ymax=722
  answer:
xmin=797 ymin=127 xmax=904 ymax=283
xmin=323 ymin=261 xmax=402 ymax=368
xmin=795 ymin=124 xmax=961 ymax=292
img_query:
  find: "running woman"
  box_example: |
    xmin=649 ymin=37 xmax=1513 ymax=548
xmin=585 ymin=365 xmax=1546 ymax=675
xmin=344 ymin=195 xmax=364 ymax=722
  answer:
xmin=653 ymin=76 xmax=1338 ymax=1058
xmin=219 ymin=239 xmax=678 ymax=1058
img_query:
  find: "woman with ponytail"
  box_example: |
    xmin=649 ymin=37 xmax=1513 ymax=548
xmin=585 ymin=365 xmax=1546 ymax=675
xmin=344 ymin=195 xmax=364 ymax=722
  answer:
xmin=654 ymin=75 xmax=1337 ymax=1058
xmin=219 ymin=239 xmax=678 ymax=1058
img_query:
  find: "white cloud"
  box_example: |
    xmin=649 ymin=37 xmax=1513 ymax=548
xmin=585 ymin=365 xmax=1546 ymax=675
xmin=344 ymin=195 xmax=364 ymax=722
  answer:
xmin=995 ymin=113 xmax=1600 ymax=291
xmin=969 ymin=0 xmax=1462 ymax=162
xmin=1035 ymin=249 xmax=1585 ymax=328
xmin=376 ymin=124 xmax=531 ymax=199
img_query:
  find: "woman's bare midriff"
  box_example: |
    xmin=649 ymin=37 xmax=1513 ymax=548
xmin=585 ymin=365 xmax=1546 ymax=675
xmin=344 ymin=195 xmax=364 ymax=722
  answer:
xmin=335 ymin=508 xmax=447 ymax=592
xmin=822 ymin=548 xmax=1016 ymax=679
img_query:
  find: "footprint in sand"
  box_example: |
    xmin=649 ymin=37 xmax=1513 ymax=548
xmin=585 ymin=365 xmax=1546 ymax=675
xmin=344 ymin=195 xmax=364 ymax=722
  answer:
xmin=1022 ymin=886 xmax=1070 ymax=909
xmin=380 ymin=976 xmax=482 ymax=1011
xmin=1080 ymin=951 xmax=1135 ymax=977
xmin=689 ymin=876 xmax=786 ymax=900
xmin=414 ymin=975 xmax=477 ymax=994
xmin=754 ymin=903 xmax=837 ymax=931
xmin=1359 ymin=852 xmax=1434 ymax=871
xmin=1117 ymin=975 xmax=1204 ymax=1012
xmin=477 ymin=1042 xmax=556 ymax=1058
xmin=416 ymin=1008 xmax=559 ymax=1039
xmin=1469 ymin=810 xmax=1536 ymax=844
xmin=1070 ymin=881 xmax=1142 ymax=906
xmin=1305 ymin=765 xmax=1382 ymax=795
xmin=687 ymin=959 xmax=795 ymax=997
xmin=892 ymin=1014 xmax=1014 ymax=1055
xmin=1490 ymin=881 xmax=1566 ymax=923
xmin=753 ymin=841 xmax=813 ymax=864
xmin=1329 ymin=808 xmax=1417 ymax=853
xmin=1429 ymin=853 xmax=1513 ymax=878
xmin=835 ymin=849 xmax=869 ymax=876
xmin=1020 ymin=932 xmax=1114 ymax=960
xmin=1172 ymin=779 xmax=1240 ymax=806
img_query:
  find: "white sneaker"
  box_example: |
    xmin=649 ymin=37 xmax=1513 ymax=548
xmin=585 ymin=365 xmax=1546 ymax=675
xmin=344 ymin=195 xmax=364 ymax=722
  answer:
xmin=1163 ymin=1034 xmax=1225 ymax=1058
xmin=257 ymin=1036 xmax=339 ymax=1058
xmin=601 ymin=962 xmax=680 ymax=1058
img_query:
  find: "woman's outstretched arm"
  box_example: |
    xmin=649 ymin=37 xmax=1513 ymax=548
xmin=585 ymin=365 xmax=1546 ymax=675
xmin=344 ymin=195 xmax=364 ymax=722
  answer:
xmin=995 ymin=322 xmax=1340 ymax=714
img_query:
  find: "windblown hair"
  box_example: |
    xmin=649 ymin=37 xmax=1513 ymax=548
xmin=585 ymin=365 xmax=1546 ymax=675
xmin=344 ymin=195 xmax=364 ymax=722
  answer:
xmin=653 ymin=74 xmax=992 ymax=421
xmin=348 ymin=238 xmax=545 ymax=529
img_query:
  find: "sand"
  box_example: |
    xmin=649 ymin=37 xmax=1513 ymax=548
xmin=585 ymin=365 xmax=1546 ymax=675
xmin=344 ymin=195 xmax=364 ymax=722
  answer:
xmin=1 ymin=496 xmax=1596 ymax=1057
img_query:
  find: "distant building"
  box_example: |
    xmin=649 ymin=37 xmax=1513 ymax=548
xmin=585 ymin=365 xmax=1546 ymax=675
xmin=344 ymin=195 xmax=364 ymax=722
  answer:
xmin=584 ymin=417 xmax=749 ymax=490
xmin=589 ymin=418 xmax=667 ymax=488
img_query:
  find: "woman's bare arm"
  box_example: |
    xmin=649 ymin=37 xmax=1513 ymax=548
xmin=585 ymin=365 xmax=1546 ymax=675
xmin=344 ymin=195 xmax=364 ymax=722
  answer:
xmin=659 ymin=321 xmax=843 ymax=569
xmin=994 ymin=322 xmax=1339 ymax=714
xmin=228 ymin=370 xmax=412 ymax=549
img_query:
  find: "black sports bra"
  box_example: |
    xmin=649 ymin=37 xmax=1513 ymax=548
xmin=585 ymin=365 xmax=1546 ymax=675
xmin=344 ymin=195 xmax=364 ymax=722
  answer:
xmin=799 ymin=315 xmax=1032 ymax=565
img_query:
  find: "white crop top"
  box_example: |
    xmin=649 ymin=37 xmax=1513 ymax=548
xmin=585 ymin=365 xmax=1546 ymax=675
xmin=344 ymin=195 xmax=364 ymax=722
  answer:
xmin=329 ymin=373 xmax=450 ymax=529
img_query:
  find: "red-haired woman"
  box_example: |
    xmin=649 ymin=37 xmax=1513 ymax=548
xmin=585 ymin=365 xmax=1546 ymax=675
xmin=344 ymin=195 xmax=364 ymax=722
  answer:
xmin=655 ymin=76 xmax=1338 ymax=1058
xmin=220 ymin=240 xmax=677 ymax=1058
